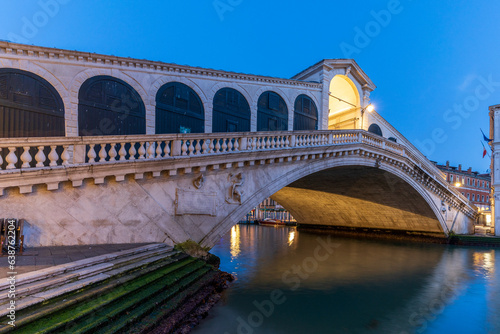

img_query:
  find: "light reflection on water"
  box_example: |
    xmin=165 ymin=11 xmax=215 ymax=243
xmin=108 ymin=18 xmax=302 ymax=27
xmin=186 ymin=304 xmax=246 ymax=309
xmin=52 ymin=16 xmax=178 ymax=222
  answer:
xmin=192 ymin=225 xmax=500 ymax=334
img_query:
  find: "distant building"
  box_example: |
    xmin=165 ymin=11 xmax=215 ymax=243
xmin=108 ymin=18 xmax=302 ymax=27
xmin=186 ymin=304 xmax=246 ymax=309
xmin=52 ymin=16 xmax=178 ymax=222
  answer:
xmin=250 ymin=198 xmax=295 ymax=223
xmin=433 ymin=161 xmax=491 ymax=212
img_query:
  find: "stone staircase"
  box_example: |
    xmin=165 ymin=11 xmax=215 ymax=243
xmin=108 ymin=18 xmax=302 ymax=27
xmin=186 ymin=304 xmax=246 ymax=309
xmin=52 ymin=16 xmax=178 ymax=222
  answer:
xmin=0 ymin=243 xmax=219 ymax=333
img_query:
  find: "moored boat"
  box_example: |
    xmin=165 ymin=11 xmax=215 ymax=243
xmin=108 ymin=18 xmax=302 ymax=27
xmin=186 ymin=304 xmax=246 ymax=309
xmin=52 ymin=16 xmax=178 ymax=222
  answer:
xmin=259 ymin=218 xmax=286 ymax=226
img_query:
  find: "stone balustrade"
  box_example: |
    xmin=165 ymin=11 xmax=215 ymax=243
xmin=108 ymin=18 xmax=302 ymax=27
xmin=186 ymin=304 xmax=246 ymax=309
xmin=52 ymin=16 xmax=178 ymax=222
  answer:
xmin=0 ymin=130 xmax=443 ymax=180
xmin=0 ymin=130 xmax=411 ymax=170
xmin=0 ymin=130 xmax=469 ymax=206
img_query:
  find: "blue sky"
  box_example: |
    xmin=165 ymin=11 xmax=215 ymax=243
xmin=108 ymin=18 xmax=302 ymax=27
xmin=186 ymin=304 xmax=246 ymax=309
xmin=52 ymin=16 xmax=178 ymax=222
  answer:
xmin=0 ymin=0 xmax=499 ymax=171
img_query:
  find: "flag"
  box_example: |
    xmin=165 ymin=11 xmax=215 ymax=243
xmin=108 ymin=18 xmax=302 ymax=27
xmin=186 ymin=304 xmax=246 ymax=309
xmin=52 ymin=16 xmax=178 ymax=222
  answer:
xmin=481 ymin=141 xmax=490 ymax=158
xmin=481 ymin=129 xmax=493 ymax=142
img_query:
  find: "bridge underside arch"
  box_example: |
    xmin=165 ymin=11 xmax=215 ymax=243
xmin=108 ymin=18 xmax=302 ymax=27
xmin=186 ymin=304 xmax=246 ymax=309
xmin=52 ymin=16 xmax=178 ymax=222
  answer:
xmin=270 ymin=166 xmax=443 ymax=234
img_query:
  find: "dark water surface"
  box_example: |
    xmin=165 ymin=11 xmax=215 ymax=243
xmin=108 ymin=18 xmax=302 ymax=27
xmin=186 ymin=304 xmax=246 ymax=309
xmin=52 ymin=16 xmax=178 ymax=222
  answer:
xmin=192 ymin=225 xmax=500 ymax=334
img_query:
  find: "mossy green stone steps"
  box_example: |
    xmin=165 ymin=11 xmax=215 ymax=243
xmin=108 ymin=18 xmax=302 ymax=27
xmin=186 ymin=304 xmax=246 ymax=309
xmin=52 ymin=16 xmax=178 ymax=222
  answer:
xmin=0 ymin=244 xmax=219 ymax=334
xmin=0 ymin=252 xmax=189 ymax=332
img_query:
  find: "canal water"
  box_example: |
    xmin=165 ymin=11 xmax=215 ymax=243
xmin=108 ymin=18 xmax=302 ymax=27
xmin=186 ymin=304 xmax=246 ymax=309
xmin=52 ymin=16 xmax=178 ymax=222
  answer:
xmin=192 ymin=225 xmax=500 ymax=334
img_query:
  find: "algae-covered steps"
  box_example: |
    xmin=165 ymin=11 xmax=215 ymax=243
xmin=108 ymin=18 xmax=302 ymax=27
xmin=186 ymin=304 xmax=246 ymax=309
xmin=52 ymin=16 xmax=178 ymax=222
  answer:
xmin=0 ymin=244 xmax=223 ymax=333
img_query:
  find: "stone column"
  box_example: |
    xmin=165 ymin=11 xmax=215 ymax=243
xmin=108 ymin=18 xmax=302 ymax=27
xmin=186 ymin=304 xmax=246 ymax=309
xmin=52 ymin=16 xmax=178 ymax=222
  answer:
xmin=489 ymin=105 xmax=500 ymax=236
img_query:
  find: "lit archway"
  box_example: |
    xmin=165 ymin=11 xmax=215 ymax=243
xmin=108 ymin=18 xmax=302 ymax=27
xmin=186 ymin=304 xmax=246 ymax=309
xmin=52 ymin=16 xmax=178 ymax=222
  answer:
xmin=328 ymin=75 xmax=360 ymax=130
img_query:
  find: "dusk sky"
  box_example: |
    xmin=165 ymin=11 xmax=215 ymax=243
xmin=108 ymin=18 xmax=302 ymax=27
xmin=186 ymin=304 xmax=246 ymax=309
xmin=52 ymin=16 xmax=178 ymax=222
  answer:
xmin=1 ymin=0 xmax=499 ymax=172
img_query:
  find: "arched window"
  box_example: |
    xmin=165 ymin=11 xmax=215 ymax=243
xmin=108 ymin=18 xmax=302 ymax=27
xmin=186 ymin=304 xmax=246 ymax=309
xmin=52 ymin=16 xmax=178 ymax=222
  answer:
xmin=0 ymin=68 xmax=64 ymax=137
xmin=388 ymin=137 xmax=397 ymax=143
xmin=294 ymin=94 xmax=318 ymax=130
xmin=78 ymin=76 xmax=145 ymax=136
xmin=212 ymin=88 xmax=250 ymax=132
xmin=156 ymin=82 xmax=204 ymax=134
xmin=257 ymin=91 xmax=288 ymax=131
xmin=368 ymin=123 xmax=383 ymax=137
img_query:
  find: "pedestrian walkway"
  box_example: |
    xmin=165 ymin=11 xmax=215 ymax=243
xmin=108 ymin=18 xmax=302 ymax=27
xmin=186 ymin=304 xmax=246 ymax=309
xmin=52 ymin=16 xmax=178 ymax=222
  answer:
xmin=0 ymin=243 xmax=151 ymax=277
xmin=474 ymin=225 xmax=495 ymax=236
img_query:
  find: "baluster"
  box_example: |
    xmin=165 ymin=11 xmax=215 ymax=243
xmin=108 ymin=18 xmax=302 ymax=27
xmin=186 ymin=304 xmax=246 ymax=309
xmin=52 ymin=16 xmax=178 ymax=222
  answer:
xmin=61 ymin=145 xmax=70 ymax=165
xmin=6 ymin=147 xmax=18 ymax=170
xmin=156 ymin=141 xmax=163 ymax=158
xmin=181 ymin=140 xmax=188 ymax=156
xmin=35 ymin=146 xmax=46 ymax=167
xmin=0 ymin=150 xmax=3 ymax=167
xmin=188 ymin=140 xmax=196 ymax=155
xmin=202 ymin=139 xmax=209 ymax=154
xmin=49 ymin=146 xmax=59 ymax=166
xmin=87 ymin=144 xmax=97 ymax=163
xmin=20 ymin=147 xmax=32 ymax=168
xmin=98 ymin=144 xmax=108 ymax=163
xmin=278 ymin=136 xmax=283 ymax=148
xmin=138 ymin=142 xmax=146 ymax=159
xmin=228 ymin=138 xmax=234 ymax=152
xmin=209 ymin=139 xmax=215 ymax=154
xmin=264 ymin=137 xmax=269 ymax=149
xmin=215 ymin=139 xmax=221 ymax=153
xmin=147 ymin=141 xmax=155 ymax=159
xmin=164 ymin=141 xmax=171 ymax=157
xmin=195 ymin=140 xmax=202 ymax=155
xmin=253 ymin=137 xmax=259 ymax=150
xmin=119 ymin=143 xmax=127 ymax=161
xmin=285 ymin=136 xmax=290 ymax=147
xmin=234 ymin=138 xmax=240 ymax=151
xmin=221 ymin=138 xmax=228 ymax=152
xmin=129 ymin=143 xmax=137 ymax=160
xmin=109 ymin=143 xmax=117 ymax=161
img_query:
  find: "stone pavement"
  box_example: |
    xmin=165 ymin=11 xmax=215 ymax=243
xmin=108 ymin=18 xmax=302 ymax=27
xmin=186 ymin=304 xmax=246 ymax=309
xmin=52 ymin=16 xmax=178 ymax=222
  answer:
xmin=0 ymin=243 xmax=151 ymax=278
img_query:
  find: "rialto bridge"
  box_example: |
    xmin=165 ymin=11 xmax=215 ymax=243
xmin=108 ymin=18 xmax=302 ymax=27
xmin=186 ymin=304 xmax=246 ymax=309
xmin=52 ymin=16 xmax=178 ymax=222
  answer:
xmin=0 ymin=41 xmax=478 ymax=247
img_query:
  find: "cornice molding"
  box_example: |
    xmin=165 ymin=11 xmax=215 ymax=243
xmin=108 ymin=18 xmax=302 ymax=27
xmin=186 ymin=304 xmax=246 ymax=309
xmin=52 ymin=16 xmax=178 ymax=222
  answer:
xmin=0 ymin=41 xmax=322 ymax=90
xmin=291 ymin=59 xmax=376 ymax=91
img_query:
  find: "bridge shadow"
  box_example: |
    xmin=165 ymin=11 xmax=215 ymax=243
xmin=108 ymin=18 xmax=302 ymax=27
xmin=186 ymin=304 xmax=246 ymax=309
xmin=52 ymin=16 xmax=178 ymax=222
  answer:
xmin=271 ymin=166 xmax=443 ymax=235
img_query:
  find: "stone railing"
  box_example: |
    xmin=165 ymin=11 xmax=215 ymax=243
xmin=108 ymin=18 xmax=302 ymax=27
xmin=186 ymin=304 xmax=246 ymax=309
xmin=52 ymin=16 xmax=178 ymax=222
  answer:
xmin=0 ymin=130 xmax=410 ymax=171
xmin=0 ymin=130 xmax=476 ymax=212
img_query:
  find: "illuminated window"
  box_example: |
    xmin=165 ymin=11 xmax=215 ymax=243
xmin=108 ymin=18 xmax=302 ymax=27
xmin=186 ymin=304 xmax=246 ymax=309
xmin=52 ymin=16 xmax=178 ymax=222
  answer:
xmin=450 ymin=175 xmax=454 ymax=181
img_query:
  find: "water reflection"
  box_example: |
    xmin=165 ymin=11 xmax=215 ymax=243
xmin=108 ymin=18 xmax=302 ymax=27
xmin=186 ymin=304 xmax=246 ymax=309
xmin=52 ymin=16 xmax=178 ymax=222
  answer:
xmin=194 ymin=226 xmax=500 ymax=334
xmin=230 ymin=225 xmax=241 ymax=259
xmin=288 ymin=230 xmax=295 ymax=246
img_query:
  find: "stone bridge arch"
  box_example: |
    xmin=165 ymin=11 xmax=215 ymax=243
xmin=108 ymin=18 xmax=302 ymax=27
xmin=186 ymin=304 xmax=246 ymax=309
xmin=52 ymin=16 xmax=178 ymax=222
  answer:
xmin=201 ymin=156 xmax=449 ymax=247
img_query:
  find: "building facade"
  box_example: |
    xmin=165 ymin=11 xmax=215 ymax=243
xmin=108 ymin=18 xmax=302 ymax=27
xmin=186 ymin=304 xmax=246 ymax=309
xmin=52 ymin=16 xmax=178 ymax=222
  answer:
xmin=0 ymin=41 xmax=428 ymax=149
xmin=435 ymin=161 xmax=492 ymax=229
xmin=434 ymin=161 xmax=491 ymax=210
